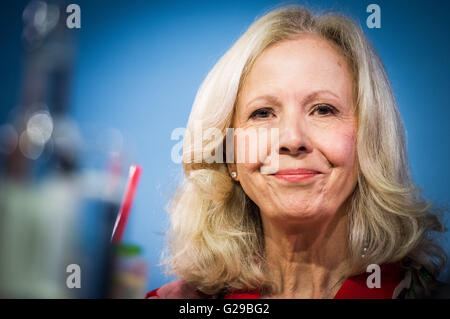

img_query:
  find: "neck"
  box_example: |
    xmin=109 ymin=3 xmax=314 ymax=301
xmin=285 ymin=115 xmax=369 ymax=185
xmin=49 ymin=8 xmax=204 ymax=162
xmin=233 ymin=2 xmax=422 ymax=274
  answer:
xmin=261 ymin=207 xmax=353 ymax=299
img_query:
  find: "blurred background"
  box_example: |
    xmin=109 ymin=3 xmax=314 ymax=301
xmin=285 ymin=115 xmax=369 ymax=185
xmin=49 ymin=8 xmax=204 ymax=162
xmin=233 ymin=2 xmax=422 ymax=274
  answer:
xmin=0 ymin=0 xmax=449 ymax=298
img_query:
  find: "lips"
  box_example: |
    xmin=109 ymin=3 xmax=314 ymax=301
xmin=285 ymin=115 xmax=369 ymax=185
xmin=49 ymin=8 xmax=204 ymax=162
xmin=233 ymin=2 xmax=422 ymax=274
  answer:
xmin=273 ymin=168 xmax=321 ymax=182
xmin=274 ymin=168 xmax=321 ymax=175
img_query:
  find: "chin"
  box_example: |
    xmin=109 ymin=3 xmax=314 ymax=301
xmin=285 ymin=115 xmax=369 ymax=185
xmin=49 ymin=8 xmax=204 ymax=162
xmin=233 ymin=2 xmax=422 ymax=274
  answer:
xmin=268 ymin=206 xmax=335 ymax=223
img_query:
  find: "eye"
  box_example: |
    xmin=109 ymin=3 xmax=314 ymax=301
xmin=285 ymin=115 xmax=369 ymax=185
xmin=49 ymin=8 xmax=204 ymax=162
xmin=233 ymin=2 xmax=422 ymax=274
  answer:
xmin=311 ymin=104 xmax=338 ymax=116
xmin=249 ymin=107 xmax=274 ymax=119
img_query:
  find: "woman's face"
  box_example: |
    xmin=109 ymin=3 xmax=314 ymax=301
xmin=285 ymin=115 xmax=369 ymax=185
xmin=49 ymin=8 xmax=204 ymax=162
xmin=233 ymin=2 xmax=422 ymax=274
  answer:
xmin=231 ymin=34 xmax=358 ymax=225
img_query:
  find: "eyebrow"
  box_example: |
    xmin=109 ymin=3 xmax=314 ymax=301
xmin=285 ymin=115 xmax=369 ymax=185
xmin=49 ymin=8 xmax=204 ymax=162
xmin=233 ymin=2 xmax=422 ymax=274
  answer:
xmin=244 ymin=94 xmax=282 ymax=109
xmin=244 ymin=90 xmax=341 ymax=109
xmin=302 ymin=90 xmax=341 ymax=105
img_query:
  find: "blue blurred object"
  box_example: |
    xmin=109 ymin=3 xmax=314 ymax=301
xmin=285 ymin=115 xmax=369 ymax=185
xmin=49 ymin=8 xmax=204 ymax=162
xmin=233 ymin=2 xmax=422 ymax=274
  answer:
xmin=0 ymin=0 xmax=126 ymax=298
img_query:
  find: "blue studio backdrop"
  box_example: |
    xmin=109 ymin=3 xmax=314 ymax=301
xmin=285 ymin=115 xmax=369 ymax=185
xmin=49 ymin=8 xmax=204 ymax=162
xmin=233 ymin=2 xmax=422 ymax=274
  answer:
xmin=1 ymin=0 xmax=449 ymax=293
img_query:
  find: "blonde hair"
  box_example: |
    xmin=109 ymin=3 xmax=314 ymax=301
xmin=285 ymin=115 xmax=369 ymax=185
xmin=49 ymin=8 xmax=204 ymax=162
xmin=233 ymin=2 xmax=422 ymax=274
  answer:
xmin=162 ymin=6 xmax=447 ymax=295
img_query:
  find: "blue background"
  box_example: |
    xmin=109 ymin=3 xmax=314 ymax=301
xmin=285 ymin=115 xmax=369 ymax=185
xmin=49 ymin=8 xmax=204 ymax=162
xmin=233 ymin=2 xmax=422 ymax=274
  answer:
xmin=1 ymin=0 xmax=449 ymax=292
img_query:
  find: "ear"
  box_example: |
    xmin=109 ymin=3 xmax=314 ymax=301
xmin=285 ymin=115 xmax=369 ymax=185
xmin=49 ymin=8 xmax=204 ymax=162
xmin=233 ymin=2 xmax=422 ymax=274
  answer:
xmin=227 ymin=163 xmax=239 ymax=181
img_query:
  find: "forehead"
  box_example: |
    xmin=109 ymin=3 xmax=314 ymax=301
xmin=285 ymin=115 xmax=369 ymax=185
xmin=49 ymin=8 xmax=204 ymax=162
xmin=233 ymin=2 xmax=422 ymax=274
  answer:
xmin=238 ymin=34 xmax=354 ymax=105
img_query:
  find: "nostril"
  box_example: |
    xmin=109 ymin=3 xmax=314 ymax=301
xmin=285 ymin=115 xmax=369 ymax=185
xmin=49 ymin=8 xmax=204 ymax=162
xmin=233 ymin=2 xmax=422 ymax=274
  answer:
xmin=279 ymin=145 xmax=308 ymax=154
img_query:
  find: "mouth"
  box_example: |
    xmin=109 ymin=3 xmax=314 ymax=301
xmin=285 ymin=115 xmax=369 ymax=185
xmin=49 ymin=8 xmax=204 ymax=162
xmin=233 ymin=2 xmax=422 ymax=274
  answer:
xmin=271 ymin=168 xmax=322 ymax=182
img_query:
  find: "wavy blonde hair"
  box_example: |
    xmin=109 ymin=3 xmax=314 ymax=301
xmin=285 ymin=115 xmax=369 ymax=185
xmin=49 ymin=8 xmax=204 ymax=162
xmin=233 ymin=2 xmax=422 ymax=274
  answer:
xmin=162 ymin=6 xmax=447 ymax=295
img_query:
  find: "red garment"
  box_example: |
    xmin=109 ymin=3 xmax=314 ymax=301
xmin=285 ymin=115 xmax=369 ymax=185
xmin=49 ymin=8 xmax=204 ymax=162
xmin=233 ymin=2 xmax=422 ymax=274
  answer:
xmin=145 ymin=262 xmax=405 ymax=299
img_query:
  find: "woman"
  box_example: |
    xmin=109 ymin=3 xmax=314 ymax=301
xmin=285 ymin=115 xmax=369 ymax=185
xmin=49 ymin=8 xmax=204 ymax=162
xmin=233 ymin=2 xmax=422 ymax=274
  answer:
xmin=146 ymin=6 xmax=448 ymax=299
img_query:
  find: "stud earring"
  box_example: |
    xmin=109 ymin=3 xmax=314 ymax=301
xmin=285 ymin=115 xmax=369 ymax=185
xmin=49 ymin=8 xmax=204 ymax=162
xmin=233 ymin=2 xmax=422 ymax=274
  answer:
xmin=361 ymin=239 xmax=368 ymax=258
xmin=231 ymin=172 xmax=237 ymax=179
xmin=361 ymin=247 xmax=368 ymax=258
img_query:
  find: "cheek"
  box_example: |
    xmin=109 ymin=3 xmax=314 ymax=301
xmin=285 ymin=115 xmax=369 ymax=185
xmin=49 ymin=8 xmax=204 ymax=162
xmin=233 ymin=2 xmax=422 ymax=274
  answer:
xmin=318 ymin=125 xmax=357 ymax=170
xmin=234 ymin=160 xmax=265 ymax=209
xmin=234 ymin=146 xmax=262 ymax=192
xmin=233 ymin=128 xmax=271 ymax=170
xmin=233 ymin=129 xmax=271 ymax=198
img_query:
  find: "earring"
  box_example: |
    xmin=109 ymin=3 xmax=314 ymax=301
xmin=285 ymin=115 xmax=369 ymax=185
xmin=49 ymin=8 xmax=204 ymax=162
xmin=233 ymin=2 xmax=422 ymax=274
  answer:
xmin=231 ymin=171 xmax=237 ymax=179
xmin=361 ymin=239 xmax=368 ymax=258
xmin=361 ymin=247 xmax=368 ymax=258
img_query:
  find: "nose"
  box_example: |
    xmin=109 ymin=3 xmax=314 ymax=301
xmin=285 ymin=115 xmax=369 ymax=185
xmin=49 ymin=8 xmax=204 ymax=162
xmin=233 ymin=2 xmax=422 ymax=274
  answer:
xmin=278 ymin=114 xmax=312 ymax=155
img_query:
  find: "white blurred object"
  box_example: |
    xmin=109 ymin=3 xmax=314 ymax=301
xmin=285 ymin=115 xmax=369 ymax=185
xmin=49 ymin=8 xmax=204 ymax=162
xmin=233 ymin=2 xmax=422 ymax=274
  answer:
xmin=0 ymin=169 xmax=126 ymax=298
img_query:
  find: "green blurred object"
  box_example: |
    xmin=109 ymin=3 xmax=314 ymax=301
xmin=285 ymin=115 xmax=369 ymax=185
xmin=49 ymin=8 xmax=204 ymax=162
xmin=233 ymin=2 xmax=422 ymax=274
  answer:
xmin=115 ymin=243 xmax=141 ymax=257
xmin=110 ymin=243 xmax=148 ymax=299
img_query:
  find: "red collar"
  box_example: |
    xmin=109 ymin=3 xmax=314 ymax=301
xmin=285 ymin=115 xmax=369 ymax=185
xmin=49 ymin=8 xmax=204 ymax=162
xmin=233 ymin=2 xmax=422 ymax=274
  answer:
xmin=224 ymin=262 xmax=405 ymax=299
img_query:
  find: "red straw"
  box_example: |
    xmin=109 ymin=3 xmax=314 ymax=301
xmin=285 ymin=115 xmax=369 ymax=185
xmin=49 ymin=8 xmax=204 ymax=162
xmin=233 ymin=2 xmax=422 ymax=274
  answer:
xmin=111 ymin=165 xmax=142 ymax=244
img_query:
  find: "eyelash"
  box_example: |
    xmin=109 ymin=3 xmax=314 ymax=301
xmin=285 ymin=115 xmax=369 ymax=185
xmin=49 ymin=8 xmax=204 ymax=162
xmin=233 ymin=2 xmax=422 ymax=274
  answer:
xmin=249 ymin=104 xmax=339 ymax=119
xmin=249 ymin=107 xmax=274 ymax=119
xmin=310 ymin=104 xmax=339 ymax=116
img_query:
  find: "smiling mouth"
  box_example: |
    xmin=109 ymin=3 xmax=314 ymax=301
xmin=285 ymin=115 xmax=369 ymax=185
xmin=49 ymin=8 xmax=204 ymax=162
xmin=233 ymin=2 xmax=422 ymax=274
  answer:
xmin=271 ymin=168 xmax=322 ymax=182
